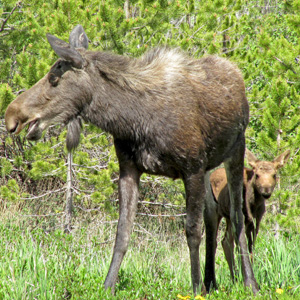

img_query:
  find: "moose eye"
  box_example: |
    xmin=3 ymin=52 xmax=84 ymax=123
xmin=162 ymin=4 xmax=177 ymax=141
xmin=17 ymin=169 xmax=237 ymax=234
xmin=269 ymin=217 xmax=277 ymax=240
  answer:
xmin=255 ymin=174 xmax=259 ymax=180
xmin=48 ymin=73 xmax=59 ymax=87
xmin=273 ymin=174 xmax=276 ymax=180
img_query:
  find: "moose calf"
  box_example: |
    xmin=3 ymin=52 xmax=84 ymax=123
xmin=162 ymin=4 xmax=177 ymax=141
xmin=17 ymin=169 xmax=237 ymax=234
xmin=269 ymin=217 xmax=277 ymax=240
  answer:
xmin=208 ymin=149 xmax=290 ymax=280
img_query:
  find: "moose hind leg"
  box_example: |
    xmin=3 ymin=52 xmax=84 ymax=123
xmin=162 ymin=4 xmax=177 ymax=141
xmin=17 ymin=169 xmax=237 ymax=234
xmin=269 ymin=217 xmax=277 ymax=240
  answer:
xmin=204 ymin=173 xmax=219 ymax=292
xmin=104 ymin=161 xmax=141 ymax=293
xmin=224 ymin=140 xmax=259 ymax=294
xmin=184 ymin=170 xmax=206 ymax=295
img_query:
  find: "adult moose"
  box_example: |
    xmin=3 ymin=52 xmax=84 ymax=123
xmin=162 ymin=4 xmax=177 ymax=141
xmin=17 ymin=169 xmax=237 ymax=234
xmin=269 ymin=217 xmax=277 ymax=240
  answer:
xmin=207 ymin=149 xmax=290 ymax=281
xmin=5 ymin=25 xmax=258 ymax=295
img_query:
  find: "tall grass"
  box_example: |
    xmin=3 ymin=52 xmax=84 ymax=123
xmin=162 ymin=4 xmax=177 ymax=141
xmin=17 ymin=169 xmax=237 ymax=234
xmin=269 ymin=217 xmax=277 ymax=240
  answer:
xmin=0 ymin=214 xmax=299 ymax=300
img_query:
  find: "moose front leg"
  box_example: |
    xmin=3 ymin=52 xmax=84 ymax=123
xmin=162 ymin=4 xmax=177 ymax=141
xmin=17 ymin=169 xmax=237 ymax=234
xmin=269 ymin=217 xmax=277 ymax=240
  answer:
xmin=184 ymin=171 xmax=206 ymax=295
xmin=224 ymin=140 xmax=259 ymax=294
xmin=104 ymin=160 xmax=141 ymax=293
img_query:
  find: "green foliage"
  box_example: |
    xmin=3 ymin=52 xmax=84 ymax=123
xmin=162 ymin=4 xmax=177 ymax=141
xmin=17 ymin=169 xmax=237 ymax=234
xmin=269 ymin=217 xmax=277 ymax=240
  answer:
xmin=0 ymin=84 xmax=14 ymax=116
xmin=0 ymin=0 xmax=299 ymax=234
xmin=0 ymin=157 xmax=13 ymax=176
xmin=0 ymin=224 xmax=299 ymax=299
xmin=0 ymin=179 xmax=20 ymax=201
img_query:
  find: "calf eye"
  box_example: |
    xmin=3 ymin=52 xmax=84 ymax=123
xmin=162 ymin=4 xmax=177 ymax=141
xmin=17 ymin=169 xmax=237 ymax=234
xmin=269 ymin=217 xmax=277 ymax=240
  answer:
xmin=255 ymin=174 xmax=259 ymax=180
xmin=273 ymin=174 xmax=276 ymax=180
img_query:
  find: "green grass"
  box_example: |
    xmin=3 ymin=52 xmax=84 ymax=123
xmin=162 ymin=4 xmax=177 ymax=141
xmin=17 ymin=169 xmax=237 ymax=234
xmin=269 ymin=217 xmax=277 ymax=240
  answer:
xmin=0 ymin=217 xmax=299 ymax=300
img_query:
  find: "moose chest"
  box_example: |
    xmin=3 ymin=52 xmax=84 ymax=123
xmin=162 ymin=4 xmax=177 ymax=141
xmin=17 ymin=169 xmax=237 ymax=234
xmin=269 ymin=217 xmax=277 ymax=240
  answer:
xmin=114 ymin=138 xmax=183 ymax=179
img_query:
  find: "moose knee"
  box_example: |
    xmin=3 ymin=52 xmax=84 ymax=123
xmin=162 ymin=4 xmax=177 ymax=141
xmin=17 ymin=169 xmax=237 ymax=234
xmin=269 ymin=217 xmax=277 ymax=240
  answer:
xmin=186 ymin=221 xmax=202 ymax=247
xmin=114 ymin=230 xmax=132 ymax=255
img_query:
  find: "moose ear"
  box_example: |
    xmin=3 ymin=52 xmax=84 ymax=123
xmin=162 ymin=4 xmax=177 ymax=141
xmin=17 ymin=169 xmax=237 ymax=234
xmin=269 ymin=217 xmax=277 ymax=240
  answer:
xmin=69 ymin=25 xmax=89 ymax=49
xmin=245 ymin=148 xmax=259 ymax=169
xmin=47 ymin=33 xmax=84 ymax=69
xmin=273 ymin=149 xmax=290 ymax=169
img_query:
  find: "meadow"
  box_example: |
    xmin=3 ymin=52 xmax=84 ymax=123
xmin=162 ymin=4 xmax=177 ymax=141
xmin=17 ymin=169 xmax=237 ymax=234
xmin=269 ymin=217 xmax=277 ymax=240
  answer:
xmin=1 ymin=1 xmax=300 ymax=299
xmin=0 ymin=208 xmax=299 ymax=300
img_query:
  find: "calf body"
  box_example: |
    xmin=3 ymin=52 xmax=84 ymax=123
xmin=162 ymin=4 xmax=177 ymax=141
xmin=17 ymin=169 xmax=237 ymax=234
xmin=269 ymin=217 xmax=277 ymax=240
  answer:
xmin=5 ymin=26 xmax=258 ymax=294
xmin=207 ymin=149 xmax=290 ymax=281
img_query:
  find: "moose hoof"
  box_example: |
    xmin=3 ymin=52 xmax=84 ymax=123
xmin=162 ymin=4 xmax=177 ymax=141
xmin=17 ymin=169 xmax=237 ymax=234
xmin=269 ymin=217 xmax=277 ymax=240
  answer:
xmin=245 ymin=278 xmax=259 ymax=295
xmin=104 ymin=279 xmax=116 ymax=295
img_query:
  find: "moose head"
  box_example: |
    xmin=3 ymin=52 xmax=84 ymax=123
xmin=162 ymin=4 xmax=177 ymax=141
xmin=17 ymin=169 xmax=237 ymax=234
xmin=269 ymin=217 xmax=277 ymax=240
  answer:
xmin=246 ymin=149 xmax=290 ymax=199
xmin=5 ymin=25 xmax=89 ymax=149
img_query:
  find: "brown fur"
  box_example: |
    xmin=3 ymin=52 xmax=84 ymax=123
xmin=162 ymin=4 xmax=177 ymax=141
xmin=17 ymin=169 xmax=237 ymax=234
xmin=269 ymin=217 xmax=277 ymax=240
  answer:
xmin=209 ymin=149 xmax=290 ymax=280
xmin=5 ymin=25 xmax=258 ymax=294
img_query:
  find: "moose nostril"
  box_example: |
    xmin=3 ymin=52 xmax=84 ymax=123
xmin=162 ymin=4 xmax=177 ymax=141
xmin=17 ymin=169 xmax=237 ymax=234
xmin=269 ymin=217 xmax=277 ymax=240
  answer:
xmin=9 ymin=121 xmax=19 ymax=134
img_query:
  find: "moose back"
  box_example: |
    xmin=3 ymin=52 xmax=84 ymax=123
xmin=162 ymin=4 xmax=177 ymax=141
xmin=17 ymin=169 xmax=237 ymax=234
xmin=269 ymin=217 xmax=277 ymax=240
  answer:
xmin=5 ymin=25 xmax=258 ymax=294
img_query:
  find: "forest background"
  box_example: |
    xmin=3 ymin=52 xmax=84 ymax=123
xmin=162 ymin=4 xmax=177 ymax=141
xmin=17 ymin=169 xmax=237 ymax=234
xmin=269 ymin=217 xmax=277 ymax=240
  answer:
xmin=0 ymin=0 xmax=300 ymax=299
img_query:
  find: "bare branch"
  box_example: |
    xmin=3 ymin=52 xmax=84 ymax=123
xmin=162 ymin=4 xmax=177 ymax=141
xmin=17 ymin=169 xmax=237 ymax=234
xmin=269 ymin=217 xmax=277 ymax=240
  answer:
xmin=21 ymin=212 xmax=64 ymax=217
xmin=20 ymin=187 xmax=66 ymax=200
xmin=274 ymin=56 xmax=297 ymax=75
xmin=136 ymin=212 xmax=186 ymax=217
xmin=124 ymin=0 xmax=130 ymax=19
xmin=64 ymin=151 xmax=73 ymax=233
xmin=0 ymin=1 xmax=22 ymax=33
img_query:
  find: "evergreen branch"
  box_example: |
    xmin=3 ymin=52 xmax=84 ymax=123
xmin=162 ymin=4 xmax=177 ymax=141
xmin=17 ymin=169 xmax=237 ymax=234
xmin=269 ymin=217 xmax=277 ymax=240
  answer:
xmin=189 ymin=24 xmax=205 ymax=40
xmin=274 ymin=56 xmax=297 ymax=75
xmin=0 ymin=1 xmax=22 ymax=33
xmin=131 ymin=25 xmax=147 ymax=31
xmin=0 ymin=32 xmax=10 ymax=37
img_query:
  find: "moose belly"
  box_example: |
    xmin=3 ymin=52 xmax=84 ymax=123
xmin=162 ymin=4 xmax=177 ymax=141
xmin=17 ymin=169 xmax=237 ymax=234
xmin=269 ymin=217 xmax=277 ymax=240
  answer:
xmin=114 ymin=138 xmax=181 ymax=179
xmin=136 ymin=149 xmax=181 ymax=179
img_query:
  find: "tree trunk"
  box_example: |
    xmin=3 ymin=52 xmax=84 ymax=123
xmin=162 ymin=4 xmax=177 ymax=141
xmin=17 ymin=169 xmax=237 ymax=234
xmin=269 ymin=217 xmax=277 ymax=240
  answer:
xmin=273 ymin=128 xmax=283 ymax=239
xmin=124 ymin=0 xmax=130 ymax=19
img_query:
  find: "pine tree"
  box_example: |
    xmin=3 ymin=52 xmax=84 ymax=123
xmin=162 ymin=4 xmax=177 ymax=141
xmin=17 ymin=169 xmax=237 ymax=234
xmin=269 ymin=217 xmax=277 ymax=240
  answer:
xmin=1 ymin=0 xmax=299 ymax=233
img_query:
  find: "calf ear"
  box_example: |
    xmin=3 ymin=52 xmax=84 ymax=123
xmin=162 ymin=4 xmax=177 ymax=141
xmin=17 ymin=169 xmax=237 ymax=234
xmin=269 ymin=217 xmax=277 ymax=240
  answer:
xmin=273 ymin=149 xmax=290 ymax=169
xmin=69 ymin=25 xmax=89 ymax=49
xmin=245 ymin=148 xmax=259 ymax=169
xmin=47 ymin=33 xmax=84 ymax=69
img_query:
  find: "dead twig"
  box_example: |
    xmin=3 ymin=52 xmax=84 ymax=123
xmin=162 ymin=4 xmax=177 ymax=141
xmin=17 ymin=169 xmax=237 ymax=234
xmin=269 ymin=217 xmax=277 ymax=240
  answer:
xmin=64 ymin=151 xmax=73 ymax=233
xmin=274 ymin=56 xmax=297 ymax=74
xmin=0 ymin=1 xmax=22 ymax=33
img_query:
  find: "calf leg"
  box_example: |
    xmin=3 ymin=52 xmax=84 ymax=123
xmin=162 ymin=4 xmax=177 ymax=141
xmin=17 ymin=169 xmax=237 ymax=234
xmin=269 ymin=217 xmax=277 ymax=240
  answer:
xmin=104 ymin=161 xmax=141 ymax=293
xmin=204 ymin=173 xmax=219 ymax=292
xmin=245 ymin=222 xmax=255 ymax=260
xmin=224 ymin=139 xmax=259 ymax=294
xmin=184 ymin=170 xmax=206 ymax=295
xmin=222 ymin=220 xmax=236 ymax=280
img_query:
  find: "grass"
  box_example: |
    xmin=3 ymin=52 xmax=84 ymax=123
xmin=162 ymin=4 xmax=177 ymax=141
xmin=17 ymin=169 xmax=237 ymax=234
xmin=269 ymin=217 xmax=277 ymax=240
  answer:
xmin=0 ymin=213 xmax=299 ymax=300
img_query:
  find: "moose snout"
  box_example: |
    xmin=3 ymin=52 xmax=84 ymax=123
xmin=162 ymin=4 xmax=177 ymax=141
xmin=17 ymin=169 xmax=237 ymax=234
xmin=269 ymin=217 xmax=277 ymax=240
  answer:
xmin=5 ymin=102 xmax=29 ymax=135
xmin=6 ymin=119 xmax=19 ymax=134
xmin=260 ymin=187 xmax=274 ymax=199
xmin=5 ymin=111 xmax=21 ymax=134
xmin=5 ymin=110 xmax=21 ymax=135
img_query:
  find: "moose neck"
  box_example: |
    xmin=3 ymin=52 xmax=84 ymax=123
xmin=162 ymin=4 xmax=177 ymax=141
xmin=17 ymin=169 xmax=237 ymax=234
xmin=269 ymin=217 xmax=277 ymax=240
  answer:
xmin=79 ymin=49 xmax=175 ymax=142
xmin=82 ymin=80 xmax=148 ymax=141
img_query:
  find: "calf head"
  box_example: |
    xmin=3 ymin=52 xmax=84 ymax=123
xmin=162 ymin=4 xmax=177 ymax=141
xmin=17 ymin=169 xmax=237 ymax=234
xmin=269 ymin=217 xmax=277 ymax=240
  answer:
xmin=246 ymin=149 xmax=290 ymax=198
xmin=5 ymin=25 xmax=89 ymax=149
